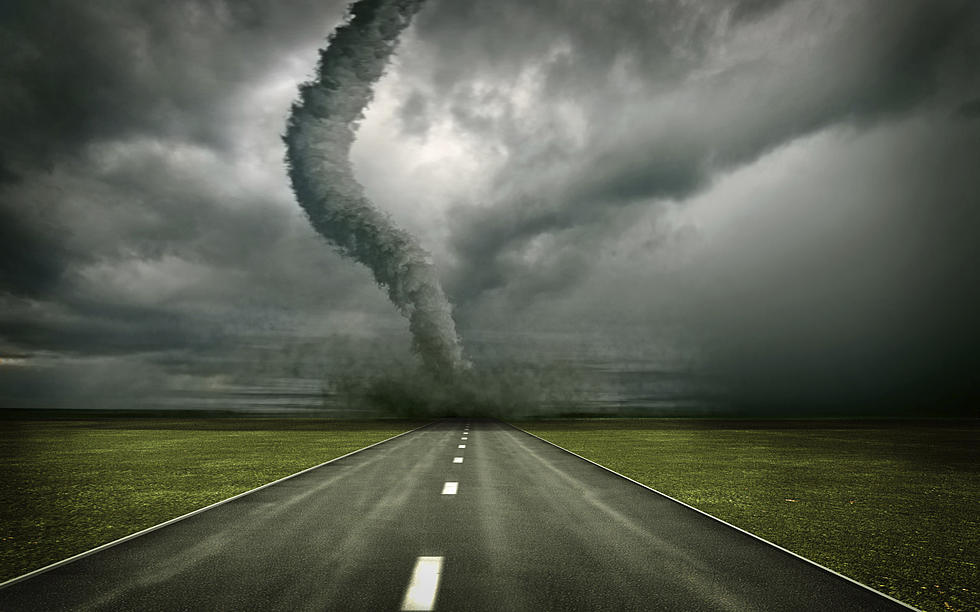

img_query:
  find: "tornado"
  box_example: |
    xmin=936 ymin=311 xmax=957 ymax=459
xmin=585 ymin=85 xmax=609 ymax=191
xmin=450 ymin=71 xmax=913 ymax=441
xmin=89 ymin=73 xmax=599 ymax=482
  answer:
xmin=284 ymin=0 xmax=465 ymax=378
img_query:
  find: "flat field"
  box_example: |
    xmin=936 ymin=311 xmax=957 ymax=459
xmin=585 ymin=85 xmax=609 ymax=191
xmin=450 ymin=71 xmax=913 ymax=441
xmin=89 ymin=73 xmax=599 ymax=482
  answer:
xmin=519 ymin=419 xmax=978 ymax=612
xmin=0 ymin=417 xmax=422 ymax=582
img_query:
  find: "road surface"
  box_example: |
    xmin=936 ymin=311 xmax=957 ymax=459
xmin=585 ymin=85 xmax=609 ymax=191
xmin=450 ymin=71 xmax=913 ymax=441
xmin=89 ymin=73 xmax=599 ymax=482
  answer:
xmin=0 ymin=419 xmax=912 ymax=611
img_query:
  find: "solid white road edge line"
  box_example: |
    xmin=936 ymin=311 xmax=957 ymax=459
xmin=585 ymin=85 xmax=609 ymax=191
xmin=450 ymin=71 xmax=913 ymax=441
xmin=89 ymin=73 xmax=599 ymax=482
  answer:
xmin=441 ymin=482 xmax=458 ymax=495
xmin=401 ymin=556 xmax=444 ymax=611
xmin=453 ymin=457 xmax=463 ymax=463
xmin=0 ymin=422 xmax=434 ymax=590
xmin=508 ymin=423 xmax=919 ymax=611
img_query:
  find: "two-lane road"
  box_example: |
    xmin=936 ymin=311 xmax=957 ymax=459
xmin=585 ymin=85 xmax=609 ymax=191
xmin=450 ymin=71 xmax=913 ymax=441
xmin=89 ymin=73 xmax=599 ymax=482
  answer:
xmin=0 ymin=420 xmax=911 ymax=611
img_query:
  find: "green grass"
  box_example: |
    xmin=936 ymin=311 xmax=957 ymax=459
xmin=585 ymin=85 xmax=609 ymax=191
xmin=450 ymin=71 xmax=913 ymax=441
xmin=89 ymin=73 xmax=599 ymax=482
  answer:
xmin=518 ymin=419 xmax=979 ymax=612
xmin=0 ymin=417 xmax=423 ymax=582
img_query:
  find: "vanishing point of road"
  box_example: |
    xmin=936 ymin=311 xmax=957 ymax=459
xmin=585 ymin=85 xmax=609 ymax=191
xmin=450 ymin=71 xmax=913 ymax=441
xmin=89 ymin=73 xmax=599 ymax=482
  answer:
xmin=0 ymin=420 xmax=913 ymax=611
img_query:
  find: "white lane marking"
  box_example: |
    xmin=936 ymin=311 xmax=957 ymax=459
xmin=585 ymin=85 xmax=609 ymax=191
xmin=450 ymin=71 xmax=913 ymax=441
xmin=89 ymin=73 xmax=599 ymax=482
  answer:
xmin=461 ymin=437 xmax=468 ymax=440
xmin=453 ymin=457 xmax=463 ymax=463
xmin=458 ymin=444 xmax=466 ymax=449
xmin=441 ymin=482 xmax=458 ymax=495
xmin=401 ymin=556 xmax=444 ymax=611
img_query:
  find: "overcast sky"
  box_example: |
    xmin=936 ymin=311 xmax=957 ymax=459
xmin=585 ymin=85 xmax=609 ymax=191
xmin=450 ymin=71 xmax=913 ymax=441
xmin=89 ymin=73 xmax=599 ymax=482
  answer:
xmin=1 ymin=0 xmax=978 ymax=413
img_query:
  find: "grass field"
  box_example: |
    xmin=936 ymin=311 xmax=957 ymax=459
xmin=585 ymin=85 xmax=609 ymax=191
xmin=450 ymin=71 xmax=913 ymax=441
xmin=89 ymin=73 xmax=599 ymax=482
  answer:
xmin=519 ymin=419 xmax=978 ymax=612
xmin=0 ymin=417 xmax=423 ymax=583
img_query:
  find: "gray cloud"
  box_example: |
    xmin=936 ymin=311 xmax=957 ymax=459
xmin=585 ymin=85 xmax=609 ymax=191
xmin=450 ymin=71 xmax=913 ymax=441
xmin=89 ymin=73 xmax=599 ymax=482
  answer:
xmin=403 ymin=0 xmax=980 ymax=304
xmin=0 ymin=1 xmax=347 ymax=168
xmin=0 ymin=0 xmax=413 ymax=405
xmin=387 ymin=0 xmax=977 ymax=411
xmin=955 ymin=97 xmax=980 ymax=118
xmin=0 ymin=0 xmax=353 ymax=301
xmin=1 ymin=0 xmax=977 ymax=414
xmin=694 ymin=117 xmax=980 ymax=411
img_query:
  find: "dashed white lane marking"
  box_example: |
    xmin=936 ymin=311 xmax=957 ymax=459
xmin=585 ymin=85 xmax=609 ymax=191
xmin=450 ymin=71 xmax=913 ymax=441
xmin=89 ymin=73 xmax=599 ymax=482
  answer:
xmin=401 ymin=556 xmax=444 ymax=611
xmin=441 ymin=482 xmax=458 ymax=495
xmin=458 ymin=444 xmax=466 ymax=449
xmin=461 ymin=437 xmax=468 ymax=440
xmin=453 ymin=457 xmax=463 ymax=463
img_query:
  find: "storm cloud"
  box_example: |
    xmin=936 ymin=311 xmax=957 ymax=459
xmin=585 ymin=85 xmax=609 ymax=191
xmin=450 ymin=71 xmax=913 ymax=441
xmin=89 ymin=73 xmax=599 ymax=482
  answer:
xmin=1 ymin=0 xmax=978 ymax=413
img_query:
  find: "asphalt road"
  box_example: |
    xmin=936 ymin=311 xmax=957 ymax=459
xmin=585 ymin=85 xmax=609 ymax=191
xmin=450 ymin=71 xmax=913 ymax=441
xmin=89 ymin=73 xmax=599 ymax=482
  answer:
xmin=0 ymin=419 xmax=912 ymax=611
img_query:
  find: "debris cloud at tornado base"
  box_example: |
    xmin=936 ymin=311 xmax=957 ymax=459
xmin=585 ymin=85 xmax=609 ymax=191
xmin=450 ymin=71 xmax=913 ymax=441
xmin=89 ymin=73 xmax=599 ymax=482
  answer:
xmin=284 ymin=0 xmax=465 ymax=380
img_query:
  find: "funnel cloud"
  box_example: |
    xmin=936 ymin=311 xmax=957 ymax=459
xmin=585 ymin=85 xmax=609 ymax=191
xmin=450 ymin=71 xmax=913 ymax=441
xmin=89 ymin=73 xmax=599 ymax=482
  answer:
xmin=284 ymin=0 xmax=465 ymax=379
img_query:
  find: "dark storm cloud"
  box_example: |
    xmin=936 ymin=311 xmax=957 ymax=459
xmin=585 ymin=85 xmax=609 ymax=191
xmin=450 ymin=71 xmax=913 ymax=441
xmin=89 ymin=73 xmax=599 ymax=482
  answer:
xmin=0 ymin=198 xmax=70 ymax=296
xmin=0 ymin=297 xmax=214 ymax=356
xmin=687 ymin=117 xmax=980 ymax=411
xmin=0 ymin=0 xmax=348 ymax=305
xmin=392 ymin=0 xmax=978 ymax=410
xmin=0 ymin=0 xmax=403 ymax=365
xmin=403 ymin=0 xmax=980 ymax=304
xmin=954 ymin=97 xmax=980 ymax=119
xmin=2 ymin=0 xmax=978 ymax=414
xmin=0 ymin=0 xmax=343 ymax=169
xmin=729 ymin=0 xmax=791 ymax=24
